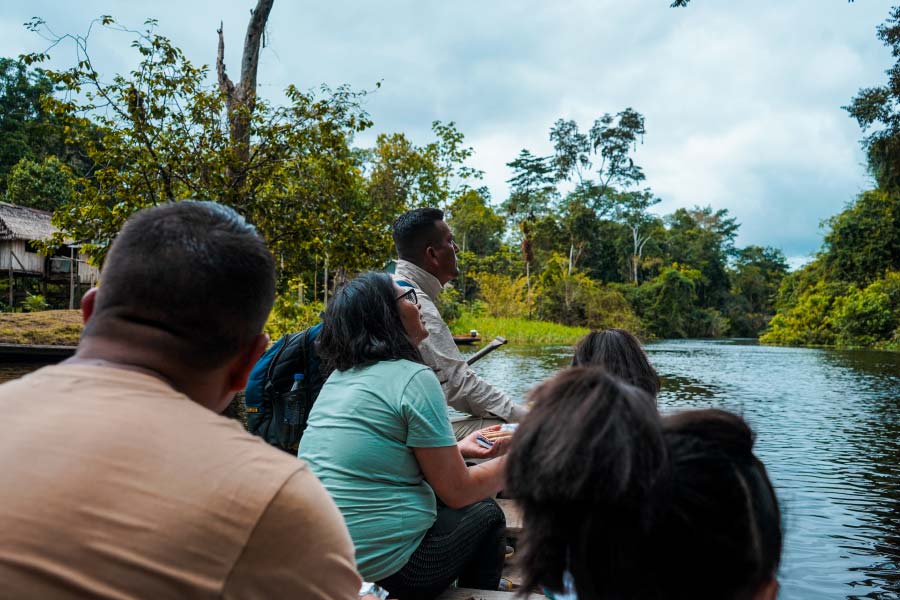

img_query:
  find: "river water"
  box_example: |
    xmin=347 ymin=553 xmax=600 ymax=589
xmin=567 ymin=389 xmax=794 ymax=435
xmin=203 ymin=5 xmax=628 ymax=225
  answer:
xmin=464 ymin=339 xmax=900 ymax=600
xmin=3 ymin=340 xmax=899 ymax=598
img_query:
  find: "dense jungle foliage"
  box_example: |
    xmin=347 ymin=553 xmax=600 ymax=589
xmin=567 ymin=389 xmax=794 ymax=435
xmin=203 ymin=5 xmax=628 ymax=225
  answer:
xmin=762 ymin=6 xmax=900 ymax=350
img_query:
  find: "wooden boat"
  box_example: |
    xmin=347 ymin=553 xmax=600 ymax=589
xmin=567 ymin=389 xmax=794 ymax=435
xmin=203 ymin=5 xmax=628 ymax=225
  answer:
xmin=453 ymin=329 xmax=482 ymax=345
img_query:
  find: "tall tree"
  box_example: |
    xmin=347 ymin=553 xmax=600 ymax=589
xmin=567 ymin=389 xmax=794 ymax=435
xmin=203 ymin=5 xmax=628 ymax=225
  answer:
xmin=365 ymin=121 xmax=481 ymax=216
xmin=823 ymin=189 xmax=900 ymax=284
xmin=664 ymin=206 xmax=739 ymax=307
xmin=504 ymin=149 xmax=557 ymax=289
xmin=0 ymin=58 xmax=73 ymax=193
xmin=215 ymin=0 xmax=274 ymax=202
xmin=615 ymin=190 xmax=662 ymax=284
xmin=4 ymin=156 xmax=72 ymax=211
xmin=24 ymin=14 xmax=377 ymax=279
xmin=846 ymin=5 xmax=900 ymax=190
xmin=589 ymin=108 xmax=646 ymax=196
xmin=550 ymin=118 xmax=590 ymax=183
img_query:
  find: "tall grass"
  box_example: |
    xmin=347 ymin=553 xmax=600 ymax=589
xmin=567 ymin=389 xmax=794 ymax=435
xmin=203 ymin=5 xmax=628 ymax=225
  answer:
xmin=0 ymin=310 xmax=83 ymax=345
xmin=450 ymin=309 xmax=589 ymax=345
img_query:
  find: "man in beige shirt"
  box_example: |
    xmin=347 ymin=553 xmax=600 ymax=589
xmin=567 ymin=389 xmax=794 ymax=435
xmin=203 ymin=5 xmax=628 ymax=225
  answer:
xmin=392 ymin=208 xmax=529 ymax=439
xmin=0 ymin=201 xmax=361 ymax=599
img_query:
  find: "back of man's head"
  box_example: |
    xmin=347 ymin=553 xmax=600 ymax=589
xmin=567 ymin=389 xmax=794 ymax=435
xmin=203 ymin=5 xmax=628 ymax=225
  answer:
xmin=392 ymin=207 xmax=444 ymax=262
xmin=86 ymin=201 xmax=275 ymax=370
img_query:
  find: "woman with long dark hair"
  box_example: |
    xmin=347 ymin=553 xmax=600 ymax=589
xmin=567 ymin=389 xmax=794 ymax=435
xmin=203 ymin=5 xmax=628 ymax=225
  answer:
xmin=299 ymin=272 xmax=508 ymax=600
xmin=507 ymin=367 xmax=782 ymax=600
xmin=571 ymin=328 xmax=660 ymax=397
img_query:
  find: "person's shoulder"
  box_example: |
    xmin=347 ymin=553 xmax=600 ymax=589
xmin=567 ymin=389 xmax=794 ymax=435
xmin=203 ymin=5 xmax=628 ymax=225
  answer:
xmin=390 ymin=358 xmax=434 ymax=377
xmin=365 ymin=359 xmax=438 ymax=389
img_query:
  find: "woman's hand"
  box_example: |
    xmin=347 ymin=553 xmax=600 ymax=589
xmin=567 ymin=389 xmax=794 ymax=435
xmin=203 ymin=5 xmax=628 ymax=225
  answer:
xmin=458 ymin=425 xmax=512 ymax=459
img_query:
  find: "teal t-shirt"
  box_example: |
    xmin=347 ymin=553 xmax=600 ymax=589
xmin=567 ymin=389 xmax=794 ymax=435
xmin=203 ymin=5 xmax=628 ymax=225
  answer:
xmin=299 ymin=359 xmax=456 ymax=581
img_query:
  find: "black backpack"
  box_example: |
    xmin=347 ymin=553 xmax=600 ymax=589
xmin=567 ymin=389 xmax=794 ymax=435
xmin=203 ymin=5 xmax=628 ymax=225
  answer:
xmin=243 ymin=323 xmax=328 ymax=454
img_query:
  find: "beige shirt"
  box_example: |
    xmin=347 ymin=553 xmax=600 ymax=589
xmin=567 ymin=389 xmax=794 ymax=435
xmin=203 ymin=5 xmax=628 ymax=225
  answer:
xmin=0 ymin=364 xmax=361 ymax=599
xmin=393 ymin=259 xmax=528 ymax=422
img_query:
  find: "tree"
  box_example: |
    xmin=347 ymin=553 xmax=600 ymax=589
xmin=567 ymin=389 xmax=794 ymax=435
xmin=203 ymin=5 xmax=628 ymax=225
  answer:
xmin=663 ymin=206 xmax=739 ymax=307
xmin=504 ymin=149 xmax=557 ymax=291
xmin=0 ymin=57 xmax=78 ymax=192
xmin=24 ymin=14 xmax=378 ymax=283
xmin=446 ymin=188 xmax=504 ymax=256
xmin=215 ymin=0 xmax=274 ymax=202
xmin=823 ymin=189 xmax=900 ymax=284
xmin=4 ymin=156 xmax=73 ymax=211
xmin=547 ymin=109 xmax=649 ymax=279
xmin=845 ymin=5 xmax=900 ymax=190
xmin=549 ymin=118 xmax=590 ymax=183
xmin=731 ymin=246 xmax=788 ymax=314
xmin=725 ymin=245 xmax=788 ymax=336
xmin=615 ymin=189 xmax=661 ymax=284
xmin=590 ymin=108 xmax=646 ymax=196
xmin=446 ymin=188 xmax=504 ymax=300
xmin=365 ymin=121 xmax=481 ymax=217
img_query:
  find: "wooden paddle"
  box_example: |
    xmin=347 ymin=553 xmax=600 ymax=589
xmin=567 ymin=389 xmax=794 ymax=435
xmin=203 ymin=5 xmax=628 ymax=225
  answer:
xmin=465 ymin=336 xmax=508 ymax=366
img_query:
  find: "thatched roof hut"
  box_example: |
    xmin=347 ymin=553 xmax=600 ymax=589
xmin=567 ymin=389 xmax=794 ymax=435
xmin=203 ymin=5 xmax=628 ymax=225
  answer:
xmin=0 ymin=202 xmax=98 ymax=286
xmin=0 ymin=203 xmax=57 ymax=242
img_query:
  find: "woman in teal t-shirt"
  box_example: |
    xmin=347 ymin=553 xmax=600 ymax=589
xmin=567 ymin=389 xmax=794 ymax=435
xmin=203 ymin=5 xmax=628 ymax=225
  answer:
xmin=300 ymin=272 xmax=508 ymax=600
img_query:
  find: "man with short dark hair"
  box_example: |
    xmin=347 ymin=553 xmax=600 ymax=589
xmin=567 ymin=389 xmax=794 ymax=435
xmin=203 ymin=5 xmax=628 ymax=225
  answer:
xmin=0 ymin=201 xmax=360 ymax=599
xmin=392 ymin=208 xmax=527 ymax=439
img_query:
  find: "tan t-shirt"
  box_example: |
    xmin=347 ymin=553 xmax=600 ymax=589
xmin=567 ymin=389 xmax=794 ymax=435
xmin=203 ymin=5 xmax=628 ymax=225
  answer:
xmin=0 ymin=364 xmax=361 ymax=599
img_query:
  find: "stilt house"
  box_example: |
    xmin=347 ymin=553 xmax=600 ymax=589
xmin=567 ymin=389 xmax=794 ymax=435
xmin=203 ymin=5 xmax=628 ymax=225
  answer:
xmin=0 ymin=202 xmax=99 ymax=308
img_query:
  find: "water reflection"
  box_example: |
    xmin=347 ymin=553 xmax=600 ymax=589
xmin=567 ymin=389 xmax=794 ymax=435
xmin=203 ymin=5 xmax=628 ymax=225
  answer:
xmin=647 ymin=341 xmax=900 ymax=599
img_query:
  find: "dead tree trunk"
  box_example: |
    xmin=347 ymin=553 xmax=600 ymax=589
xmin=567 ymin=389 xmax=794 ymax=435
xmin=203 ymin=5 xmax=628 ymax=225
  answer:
xmin=216 ymin=0 xmax=275 ymax=205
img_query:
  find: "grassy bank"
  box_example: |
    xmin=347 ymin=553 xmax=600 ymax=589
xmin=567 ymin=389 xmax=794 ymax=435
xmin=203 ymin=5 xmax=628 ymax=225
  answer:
xmin=449 ymin=311 xmax=589 ymax=345
xmin=0 ymin=310 xmax=83 ymax=345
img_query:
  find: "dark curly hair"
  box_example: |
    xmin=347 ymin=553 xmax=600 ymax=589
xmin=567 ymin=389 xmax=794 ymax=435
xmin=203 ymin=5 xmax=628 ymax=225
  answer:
xmin=507 ymin=367 xmax=782 ymax=600
xmin=317 ymin=271 xmax=423 ymax=372
xmin=572 ymin=328 xmax=660 ymax=397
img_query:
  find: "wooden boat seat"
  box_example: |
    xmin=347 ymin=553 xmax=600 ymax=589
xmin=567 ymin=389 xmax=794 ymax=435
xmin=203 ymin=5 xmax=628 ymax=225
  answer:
xmin=496 ymin=498 xmax=522 ymax=538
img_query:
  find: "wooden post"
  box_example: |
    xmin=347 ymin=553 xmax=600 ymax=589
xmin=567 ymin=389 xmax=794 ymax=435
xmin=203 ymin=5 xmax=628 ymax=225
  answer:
xmin=69 ymin=246 xmax=76 ymax=310
xmin=8 ymin=251 xmax=28 ymax=310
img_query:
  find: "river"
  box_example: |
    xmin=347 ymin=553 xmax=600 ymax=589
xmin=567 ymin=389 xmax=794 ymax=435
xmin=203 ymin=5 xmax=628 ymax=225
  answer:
xmin=464 ymin=339 xmax=900 ymax=600
xmin=3 ymin=339 xmax=899 ymax=598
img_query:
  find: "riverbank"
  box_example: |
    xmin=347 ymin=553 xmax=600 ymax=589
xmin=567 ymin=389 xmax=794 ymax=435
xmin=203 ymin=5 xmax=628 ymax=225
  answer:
xmin=0 ymin=310 xmax=83 ymax=345
xmin=449 ymin=311 xmax=588 ymax=345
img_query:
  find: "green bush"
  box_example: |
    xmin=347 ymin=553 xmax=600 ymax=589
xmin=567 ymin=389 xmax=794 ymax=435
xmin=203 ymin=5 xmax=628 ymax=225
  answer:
xmin=21 ymin=294 xmax=49 ymax=313
xmin=631 ymin=265 xmax=700 ymax=338
xmin=436 ymin=285 xmax=463 ymax=323
xmin=761 ymin=282 xmax=839 ymax=346
xmin=531 ymin=253 xmax=641 ymax=331
xmin=471 ymin=271 xmax=532 ymax=318
xmin=264 ymin=293 xmax=324 ymax=341
xmin=833 ymin=272 xmax=900 ymax=346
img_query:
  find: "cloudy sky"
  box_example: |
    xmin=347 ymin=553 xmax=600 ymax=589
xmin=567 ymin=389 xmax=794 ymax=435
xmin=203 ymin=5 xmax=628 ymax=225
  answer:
xmin=0 ymin=1 xmax=892 ymax=266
